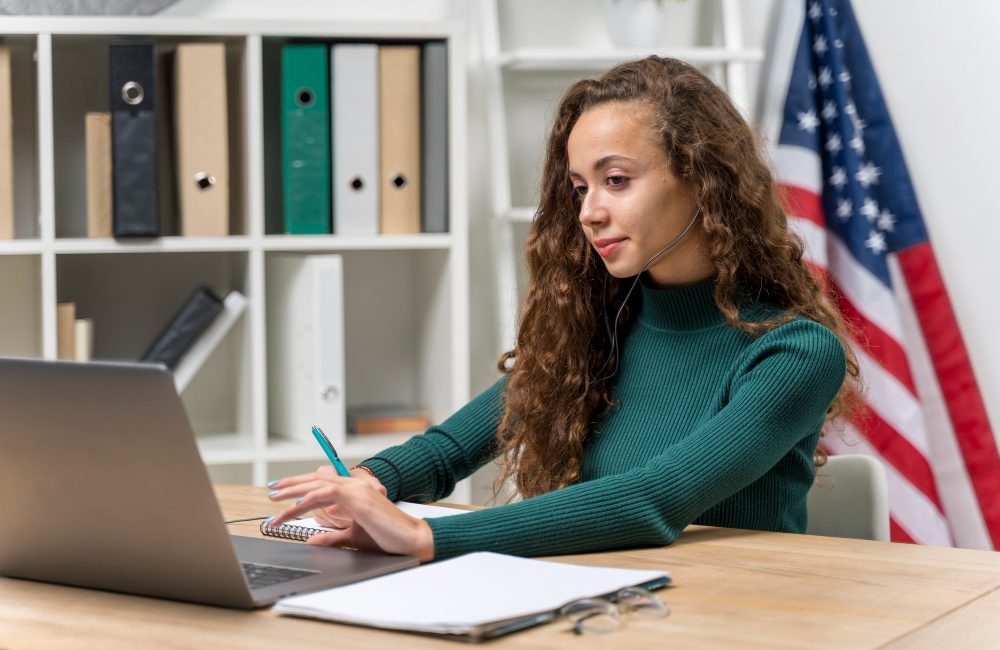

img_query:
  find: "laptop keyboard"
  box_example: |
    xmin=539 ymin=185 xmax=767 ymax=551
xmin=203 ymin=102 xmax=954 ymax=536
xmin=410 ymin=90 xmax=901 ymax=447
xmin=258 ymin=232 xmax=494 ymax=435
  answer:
xmin=241 ymin=562 xmax=319 ymax=589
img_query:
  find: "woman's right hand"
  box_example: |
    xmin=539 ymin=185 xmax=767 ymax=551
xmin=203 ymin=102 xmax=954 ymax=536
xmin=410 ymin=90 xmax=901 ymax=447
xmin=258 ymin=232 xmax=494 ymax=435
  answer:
xmin=272 ymin=465 xmax=387 ymax=528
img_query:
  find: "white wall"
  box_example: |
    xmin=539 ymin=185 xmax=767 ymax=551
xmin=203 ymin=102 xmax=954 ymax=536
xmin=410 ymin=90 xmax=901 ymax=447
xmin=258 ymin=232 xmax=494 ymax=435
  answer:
xmin=161 ymin=0 xmax=1000 ymax=460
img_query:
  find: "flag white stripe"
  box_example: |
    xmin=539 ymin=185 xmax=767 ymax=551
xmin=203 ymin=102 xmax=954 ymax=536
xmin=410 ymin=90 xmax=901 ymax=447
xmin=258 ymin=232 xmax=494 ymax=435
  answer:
xmin=828 ymin=238 xmax=906 ymax=342
xmin=787 ymin=214 xmax=829 ymax=269
xmin=776 ymin=144 xmax=823 ymax=194
xmin=786 ymin=211 xmax=906 ymax=343
xmin=888 ymin=257 xmax=993 ymax=549
xmin=853 ymin=346 xmax=931 ymax=458
xmin=825 ymin=424 xmax=953 ymax=546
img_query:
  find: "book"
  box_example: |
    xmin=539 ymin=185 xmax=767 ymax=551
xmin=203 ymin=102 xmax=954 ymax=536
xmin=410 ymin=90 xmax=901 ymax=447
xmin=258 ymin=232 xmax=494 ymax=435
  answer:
xmin=281 ymin=43 xmax=331 ymax=234
xmin=56 ymin=302 xmax=76 ymax=360
xmin=261 ymin=501 xmax=464 ymax=542
xmin=141 ymin=285 xmax=224 ymax=369
xmin=378 ymin=45 xmax=421 ymax=234
xmin=266 ymin=254 xmax=345 ymax=444
xmin=172 ymin=290 xmax=247 ymax=392
xmin=0 ymin=46 xmax=12 ymax=240
xmin=274 ymin=552 xmax=670 ymax=641
xmin=73 ymin=318 xmax=94 ymax=362
xmin=174 ymin=43 xmax=229 ymax=237
xmin=84 ymin=112 xmax=112 ymax=238
xmin=346 ymin=404 xmax=431 ymax=435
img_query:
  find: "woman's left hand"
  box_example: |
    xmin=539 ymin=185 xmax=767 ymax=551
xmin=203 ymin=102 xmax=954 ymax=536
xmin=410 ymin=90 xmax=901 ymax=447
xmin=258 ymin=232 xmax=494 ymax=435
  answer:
xmin=267 ymin=471 xmax=435 ymax=562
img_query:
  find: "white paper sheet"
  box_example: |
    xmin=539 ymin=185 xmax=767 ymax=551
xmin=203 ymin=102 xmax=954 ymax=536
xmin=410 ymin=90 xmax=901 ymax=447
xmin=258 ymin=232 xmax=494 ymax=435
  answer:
xmin=274 ymin=552 xmax=668 ymax=636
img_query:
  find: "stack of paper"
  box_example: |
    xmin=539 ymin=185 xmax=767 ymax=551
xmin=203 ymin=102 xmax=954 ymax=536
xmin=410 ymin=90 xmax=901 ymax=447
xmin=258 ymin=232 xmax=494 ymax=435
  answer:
xmin=274 ymin=552 xmax=669 ymax=640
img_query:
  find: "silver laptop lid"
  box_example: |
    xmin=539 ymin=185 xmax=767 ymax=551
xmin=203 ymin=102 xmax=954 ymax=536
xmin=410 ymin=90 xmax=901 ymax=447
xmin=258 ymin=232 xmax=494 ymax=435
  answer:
xmin=0 ymin=358 xmax=255 ymax=608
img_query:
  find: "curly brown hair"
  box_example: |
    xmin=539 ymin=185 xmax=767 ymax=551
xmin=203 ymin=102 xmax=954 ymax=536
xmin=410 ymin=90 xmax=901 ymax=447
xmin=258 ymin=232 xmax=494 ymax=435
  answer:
xmin=494 ymin=56 xmax=860 ymax=500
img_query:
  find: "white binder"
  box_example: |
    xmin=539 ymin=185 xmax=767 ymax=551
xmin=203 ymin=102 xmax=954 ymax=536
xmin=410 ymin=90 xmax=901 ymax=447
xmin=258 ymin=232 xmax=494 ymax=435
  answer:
xmin=173 ymin=290 xmax=248 ymax=393
xmin=266 ymin=255 xmax=346 ymax=445
xmin=331 ymin=44 xmax=379 ymax=236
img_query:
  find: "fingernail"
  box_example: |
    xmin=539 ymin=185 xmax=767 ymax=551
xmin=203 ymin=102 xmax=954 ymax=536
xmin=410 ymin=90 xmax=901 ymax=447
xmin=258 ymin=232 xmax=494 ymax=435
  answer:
xmin=295 ymin=497 xmax=304 ymax=504
xmin=267 ymin=480 xmax=280 ymax=488
xmin=268 ymin=490 xmax=280 ymax=498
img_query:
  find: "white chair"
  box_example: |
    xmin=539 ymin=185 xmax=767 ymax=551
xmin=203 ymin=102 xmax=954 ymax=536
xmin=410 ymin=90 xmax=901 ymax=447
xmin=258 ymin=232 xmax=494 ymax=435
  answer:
xmin=806 ymin=454 xmax=890 ymax=541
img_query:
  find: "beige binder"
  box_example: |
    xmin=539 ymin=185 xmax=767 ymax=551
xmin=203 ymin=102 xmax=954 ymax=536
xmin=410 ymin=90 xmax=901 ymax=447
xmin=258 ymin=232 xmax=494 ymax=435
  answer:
xmin=85 ymin=112 xmax=112 ymax=238
xmin=57 ymin=302 xmax=76 ymax=360
xmin=174 ymin=43 xmax=229 ymax=237
xmin=0 ymin=47 xmax=13 ymax=240
xmin=378 ymin=46 xmax=421 ymax=234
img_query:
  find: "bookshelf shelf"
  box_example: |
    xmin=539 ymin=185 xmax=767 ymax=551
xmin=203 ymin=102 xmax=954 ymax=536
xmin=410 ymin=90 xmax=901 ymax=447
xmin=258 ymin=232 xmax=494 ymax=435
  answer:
xmin=500 ymin=207 xmax=538 ymax=223
xmin=197 ymin=432 xmax=257 ymax=465
xmin=261 ymin=233 xmax=452 ymax=252
xmin=51 ymin=236 xmax=254 ymax=254
xmin=496 ymin=46 xmax=765 ymax=71
xmin=341 ymin=433 xmax=421 ymax=458
xmin=0 ymin=17 xmax=471 ymax=501
xmin=0 ymin=240 xmax=43 ymax=255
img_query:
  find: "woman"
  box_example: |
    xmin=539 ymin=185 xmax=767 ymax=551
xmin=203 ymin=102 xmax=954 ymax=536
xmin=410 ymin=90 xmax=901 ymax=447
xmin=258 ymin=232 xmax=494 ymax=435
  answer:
xmin=267 ymin=56 xmax=858 ymax=563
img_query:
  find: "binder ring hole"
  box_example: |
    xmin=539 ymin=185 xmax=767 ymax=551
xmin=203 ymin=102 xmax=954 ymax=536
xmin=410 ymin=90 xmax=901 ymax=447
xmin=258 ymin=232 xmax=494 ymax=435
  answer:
xmin=391 ymin=174 xmax=407 ymax=189
xmin=350 ymin=176 xmax=364 ymax=191
xmin=194 ymin=172 xmax=216 ymax=191
xmin=321 ymin=385 xmax=339 ymax=402
xmin=295 ymin=87 xmax=315 ymax=108
xmin=121 ymin=81 xmax=144 ymax=106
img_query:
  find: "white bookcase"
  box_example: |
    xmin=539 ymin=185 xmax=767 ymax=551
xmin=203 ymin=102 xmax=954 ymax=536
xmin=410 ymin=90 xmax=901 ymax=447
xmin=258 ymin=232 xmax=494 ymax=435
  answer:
xmin=479 ymin=0 xmax=764 ymax=351
xmin=0 ymin=17 xmax=470 ymax=499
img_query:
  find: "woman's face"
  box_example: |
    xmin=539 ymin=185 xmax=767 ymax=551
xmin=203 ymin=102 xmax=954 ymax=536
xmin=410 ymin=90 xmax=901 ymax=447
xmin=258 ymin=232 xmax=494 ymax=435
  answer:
xmin=567 ymin=101 xmax=713 ymax=288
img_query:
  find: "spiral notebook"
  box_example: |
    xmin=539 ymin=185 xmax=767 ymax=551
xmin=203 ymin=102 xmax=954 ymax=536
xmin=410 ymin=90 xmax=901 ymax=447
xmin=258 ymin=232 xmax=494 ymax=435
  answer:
xmin=260 ymin=501 xmax=464 ymax=541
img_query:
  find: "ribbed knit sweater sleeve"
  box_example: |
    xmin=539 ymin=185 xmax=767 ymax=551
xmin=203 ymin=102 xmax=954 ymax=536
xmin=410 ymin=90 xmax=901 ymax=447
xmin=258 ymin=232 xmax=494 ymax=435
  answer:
xmin=425 ymin=319 xmax=846 ymax=560
xmin=361 ymin=380 xmax=505 ymax=503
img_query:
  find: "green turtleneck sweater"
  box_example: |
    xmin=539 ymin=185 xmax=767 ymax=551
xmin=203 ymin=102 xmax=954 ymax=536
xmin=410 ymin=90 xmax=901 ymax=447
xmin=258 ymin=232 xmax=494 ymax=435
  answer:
xmin=363 ymin=280 xmax=846 ymax=561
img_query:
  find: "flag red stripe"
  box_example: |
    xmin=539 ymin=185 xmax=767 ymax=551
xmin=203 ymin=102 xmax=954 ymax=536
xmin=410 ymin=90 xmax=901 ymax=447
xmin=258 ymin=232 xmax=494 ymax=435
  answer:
xmin=897 ymin=243 xmax=1000 ymax=547
xmin=778 ymin=183 xmax=824 ymax=227
xmin=890 ymin=517 xmax=917 ymax=544
xmin=804 ymin=262 xmax=918 ymax=395
xmin=848 ymin=396 xmax=944 ymax=511
xmin=834 ymin=283 xmax=919 ymax=395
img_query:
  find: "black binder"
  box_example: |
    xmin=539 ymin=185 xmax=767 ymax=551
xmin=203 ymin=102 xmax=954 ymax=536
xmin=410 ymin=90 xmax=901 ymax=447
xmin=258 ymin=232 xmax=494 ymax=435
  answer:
xmin=141 ymin=285 xmax=224 ymax=369
xmin=110 ymin=42 xmax=160 ymax=238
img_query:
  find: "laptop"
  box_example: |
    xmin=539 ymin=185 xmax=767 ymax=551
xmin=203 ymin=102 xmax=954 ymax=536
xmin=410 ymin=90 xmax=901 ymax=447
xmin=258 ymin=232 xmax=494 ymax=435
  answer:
xmin=0 ymin=357 xmax=418 ymax=609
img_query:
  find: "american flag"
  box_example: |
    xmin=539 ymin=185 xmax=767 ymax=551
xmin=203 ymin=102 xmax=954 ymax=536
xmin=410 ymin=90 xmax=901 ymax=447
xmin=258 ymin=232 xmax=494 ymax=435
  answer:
xmin=760 ymin=0 xmax=1000 ymax=548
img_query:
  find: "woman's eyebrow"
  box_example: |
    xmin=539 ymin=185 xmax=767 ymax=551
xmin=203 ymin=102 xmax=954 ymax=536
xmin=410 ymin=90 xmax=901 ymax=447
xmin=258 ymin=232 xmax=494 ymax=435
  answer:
xmin=568 ymin=154 xmax=637 ymax=178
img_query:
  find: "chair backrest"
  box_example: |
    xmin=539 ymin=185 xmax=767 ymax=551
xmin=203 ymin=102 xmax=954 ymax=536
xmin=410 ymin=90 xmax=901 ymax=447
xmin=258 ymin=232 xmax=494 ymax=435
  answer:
xmin=806 ymin=454 xmax=890 ymax=541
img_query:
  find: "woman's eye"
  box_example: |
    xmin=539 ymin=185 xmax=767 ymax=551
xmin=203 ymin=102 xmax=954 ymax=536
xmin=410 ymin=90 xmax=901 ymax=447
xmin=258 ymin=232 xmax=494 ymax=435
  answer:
xmin=571 ymin=184 xmax=588 ymax=198
xmin=607 ymin=175 xmax=628 ymax=188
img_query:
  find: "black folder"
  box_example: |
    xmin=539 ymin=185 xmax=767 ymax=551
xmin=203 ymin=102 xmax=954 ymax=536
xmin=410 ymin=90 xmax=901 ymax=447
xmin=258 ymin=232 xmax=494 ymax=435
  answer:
xmin=110 ymin=42 xmax=160 ymax=238
xmin=141 ymin=285 xmax=224 ymax=369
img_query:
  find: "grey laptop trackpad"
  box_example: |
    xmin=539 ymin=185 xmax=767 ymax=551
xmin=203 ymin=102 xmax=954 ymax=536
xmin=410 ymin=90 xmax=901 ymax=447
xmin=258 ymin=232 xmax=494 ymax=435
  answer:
xmin=231 ymin=536 xmax=419 ymax=605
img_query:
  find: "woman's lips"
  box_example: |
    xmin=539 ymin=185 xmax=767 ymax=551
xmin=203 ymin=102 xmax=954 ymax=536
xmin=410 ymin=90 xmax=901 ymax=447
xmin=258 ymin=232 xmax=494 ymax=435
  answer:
xmin=594 ymin=237 xmax=626 ymax=258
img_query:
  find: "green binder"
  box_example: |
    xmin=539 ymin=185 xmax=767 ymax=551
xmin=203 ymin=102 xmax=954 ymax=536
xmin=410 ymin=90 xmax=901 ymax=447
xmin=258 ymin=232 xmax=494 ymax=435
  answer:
xmin=281 ymin=44 xmax=331 ymax=234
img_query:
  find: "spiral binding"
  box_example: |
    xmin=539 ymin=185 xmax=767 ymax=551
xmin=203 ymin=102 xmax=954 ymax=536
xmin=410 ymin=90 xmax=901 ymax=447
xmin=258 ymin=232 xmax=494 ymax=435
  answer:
xmin=259 ymin=520 xmax=325 ymax=542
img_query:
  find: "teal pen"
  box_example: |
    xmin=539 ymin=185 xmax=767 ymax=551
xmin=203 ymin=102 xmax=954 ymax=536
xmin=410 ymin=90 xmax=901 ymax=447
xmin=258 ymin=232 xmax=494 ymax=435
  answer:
xmin=311 ymin=426 xmax=352 ymax=477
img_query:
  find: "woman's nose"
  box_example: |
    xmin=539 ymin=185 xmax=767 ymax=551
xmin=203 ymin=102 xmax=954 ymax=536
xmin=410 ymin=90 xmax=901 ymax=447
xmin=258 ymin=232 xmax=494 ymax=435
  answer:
xmin=578 ymin=191 xmax=609 ymax=228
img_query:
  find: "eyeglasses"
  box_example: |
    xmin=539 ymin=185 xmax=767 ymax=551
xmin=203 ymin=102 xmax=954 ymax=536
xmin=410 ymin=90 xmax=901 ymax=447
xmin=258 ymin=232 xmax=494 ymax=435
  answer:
xmin=559 ymin=586 xmax=669 ymax=635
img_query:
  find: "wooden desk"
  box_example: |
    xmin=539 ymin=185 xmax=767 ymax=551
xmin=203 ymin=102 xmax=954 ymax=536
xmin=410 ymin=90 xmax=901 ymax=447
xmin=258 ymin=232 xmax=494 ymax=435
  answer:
xmin=2 ymin=484 xmax=999 ymax=649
